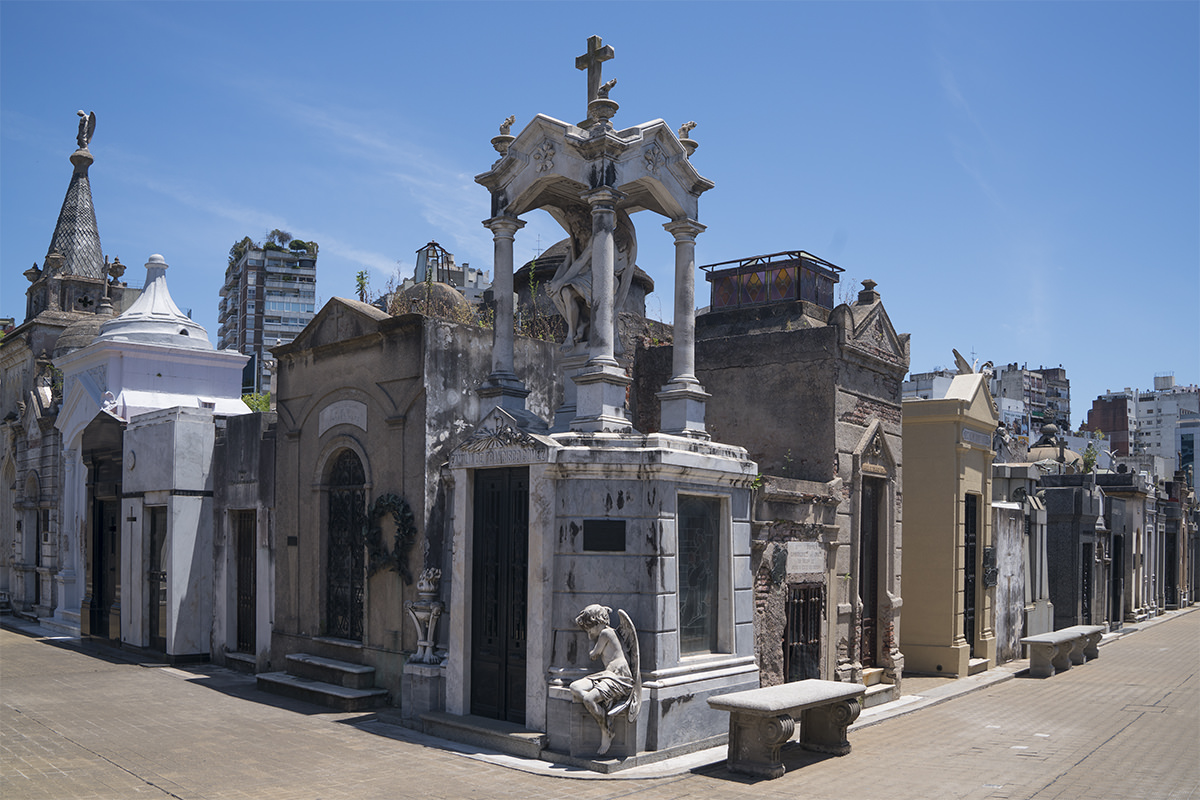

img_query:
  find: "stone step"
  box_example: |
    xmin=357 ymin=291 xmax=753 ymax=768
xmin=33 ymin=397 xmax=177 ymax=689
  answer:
xmin=861 ymin=667 xmax=885 ymax=687
xmin=224 ymin=651 xmax=256 ymax=674
xmin=257 ymin=672 xmax=388 ymax=712
xmin=285 ymin=652 xmax=376 ymax=689
xmin=420 ymin=711 xmax=546 ymax=760
xmin=967 ymin=657 xmax=991 ymax=676
xmin=863 ymin=682 xmax=896 ymax=709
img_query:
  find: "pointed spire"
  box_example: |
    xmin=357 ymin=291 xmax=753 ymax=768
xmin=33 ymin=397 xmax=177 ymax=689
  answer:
xmin=45 ymin=112 xmax=104 ymax=279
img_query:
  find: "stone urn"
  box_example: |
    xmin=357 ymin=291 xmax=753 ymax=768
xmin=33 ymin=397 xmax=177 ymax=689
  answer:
xmin=405 ymin=568 xmax=444 ymax=664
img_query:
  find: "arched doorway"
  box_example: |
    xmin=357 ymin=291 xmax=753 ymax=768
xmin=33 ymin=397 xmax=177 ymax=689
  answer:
xmin=326 ymin=450 xmax=365 ymax=641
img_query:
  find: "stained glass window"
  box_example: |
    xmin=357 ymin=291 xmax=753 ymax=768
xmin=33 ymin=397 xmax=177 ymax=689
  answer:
xmin=678 ymin=495 xmax=721 ymax=654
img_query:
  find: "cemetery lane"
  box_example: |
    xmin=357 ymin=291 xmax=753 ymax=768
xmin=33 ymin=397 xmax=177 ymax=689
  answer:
xmin=2 ymin=609 xmax=1196 ymax=800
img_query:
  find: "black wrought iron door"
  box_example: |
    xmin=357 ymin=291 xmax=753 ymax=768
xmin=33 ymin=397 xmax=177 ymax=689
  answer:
xmin=471 ymin=468 xmax=528 ymax=724
xmin=859 ymin=479 xmax=882 ymax=667
xmin=785 ymin=583 xmax=824 ymax=681
xmin=327 ymin=451 xmax=365 ymax=641
xmin=235 ymin=510 xmax=257 ymax=653
xmin=964 ymin=494 xmax=978 ymax=657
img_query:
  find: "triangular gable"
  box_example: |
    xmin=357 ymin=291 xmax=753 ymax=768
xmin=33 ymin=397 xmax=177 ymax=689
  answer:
xmin=281 ymin=297 xmax=389 ymax=353
xmin=853 ymin=419 xmax=898 ymax=477
xmin=945 ymin=372 xmax=998 ymax=424
xmin=838 ymin=301 xmax=908 ymax=369
xmin=450 ymin=407 xmax=557 ymax=469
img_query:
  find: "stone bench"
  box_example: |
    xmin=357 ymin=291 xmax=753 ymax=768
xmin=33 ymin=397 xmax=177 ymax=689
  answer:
xmin=1059 ymin=624 xmax=1105 ymax=664
xmin=1021 ymin=625 xmax=1106 ymax=678
xmin=707 ymin=679 xmax=866 ymax=779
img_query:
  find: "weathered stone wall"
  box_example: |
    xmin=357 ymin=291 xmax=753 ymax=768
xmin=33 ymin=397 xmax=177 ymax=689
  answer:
xmin=272 ymin=304 xmax=561 ymax=701
xmin=212 ymin=412 xmax=277 ymax=669
xmin=992 ymin=505 xmax=1026 ymax=663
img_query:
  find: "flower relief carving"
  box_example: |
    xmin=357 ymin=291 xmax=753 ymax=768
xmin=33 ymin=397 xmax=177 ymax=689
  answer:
xmin=644 ymin=142 xmax=665 ymax=174
xmin=534 ymin=139 xmax=556 ymax=173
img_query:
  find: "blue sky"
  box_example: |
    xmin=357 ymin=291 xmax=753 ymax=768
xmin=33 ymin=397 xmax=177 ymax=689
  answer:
xmin=3 ymin=1 xmax=1196 ymax=427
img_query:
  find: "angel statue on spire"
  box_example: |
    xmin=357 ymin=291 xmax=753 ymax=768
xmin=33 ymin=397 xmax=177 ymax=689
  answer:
xmin=569 ymin=604 xmax=641 ymax=755
xmin=76 ymin=110 xmax=96 ymax=149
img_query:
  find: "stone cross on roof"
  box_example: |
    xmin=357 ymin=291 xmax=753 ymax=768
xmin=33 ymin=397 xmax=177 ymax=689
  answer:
xmin=576 ymin=35 xmax=615 ymax=107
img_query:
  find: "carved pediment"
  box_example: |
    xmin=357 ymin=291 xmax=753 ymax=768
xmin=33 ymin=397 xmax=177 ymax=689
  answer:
xmin=451 ymin=407 xmax=556 ymax=468
xmin=854 ymin=421 xmax=897 ymax=477
xmin=839 ymin=302 xmax=909 ymax=369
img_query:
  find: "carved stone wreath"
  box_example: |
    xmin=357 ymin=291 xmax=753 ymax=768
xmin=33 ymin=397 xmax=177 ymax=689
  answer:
xmin=365 ymin=493 xmax=418 ymax=584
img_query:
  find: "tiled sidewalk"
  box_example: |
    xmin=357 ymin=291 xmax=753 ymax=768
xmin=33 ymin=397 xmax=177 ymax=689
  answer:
xmin=2 ymin=608 xmax=1196 ymax=799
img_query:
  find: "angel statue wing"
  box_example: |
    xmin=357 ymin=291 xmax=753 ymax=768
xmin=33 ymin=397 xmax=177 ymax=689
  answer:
xmin=608 ymin=608 xmax=641 ymax=722
xmin=77 ymin=110 xmax=97 ymax=149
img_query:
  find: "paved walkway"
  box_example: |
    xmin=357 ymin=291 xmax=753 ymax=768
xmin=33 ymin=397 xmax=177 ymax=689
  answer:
xmin=2 ymin=609 xmax=1197 ymax=800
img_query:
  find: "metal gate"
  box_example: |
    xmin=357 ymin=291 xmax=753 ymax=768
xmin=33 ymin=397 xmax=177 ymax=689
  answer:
xmin=235 ymin=510 xmax=257 ymax=653
xmin=784 ymin=583 xmax=824 ymax=681
xmin=964 ymin=494 xmax=978 ymax=656
xmin=327 ymin=451 xmax=365 ymax=641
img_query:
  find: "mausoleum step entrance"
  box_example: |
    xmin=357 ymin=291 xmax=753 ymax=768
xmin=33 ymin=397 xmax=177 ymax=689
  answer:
xmin=257 ymin=652 xmax=387 ymax=712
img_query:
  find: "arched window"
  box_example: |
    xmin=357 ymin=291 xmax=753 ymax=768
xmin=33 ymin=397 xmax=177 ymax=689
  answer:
xmin=326 ymin=450 xmax=365 ymax=640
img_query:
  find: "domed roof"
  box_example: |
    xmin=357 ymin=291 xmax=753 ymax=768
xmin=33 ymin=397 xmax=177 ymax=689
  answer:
xmin=53 ymin=310 xmax=111 ymax=358
xmin=1027 ymin=424 xmax=1083 ymax=473
xmin=397 ymin=280 xmax=472 ymax=312
xmin=94 ymin=255 xmax=212 ymax=350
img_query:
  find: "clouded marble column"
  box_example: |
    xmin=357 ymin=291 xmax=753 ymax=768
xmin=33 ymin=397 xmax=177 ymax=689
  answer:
xmin=478 ymin=215 xmax=531 ymax=419
xmin=571 ymin=186 xmax=632 ymax=432
xmin=657 ymin=218 xmax=710 ymax=438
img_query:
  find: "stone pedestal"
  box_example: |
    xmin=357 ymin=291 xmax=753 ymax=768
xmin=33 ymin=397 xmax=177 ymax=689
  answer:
xmin=402 ymin=662 xmax=446 ymax=724
xmin=548 ymin=687 xmax=647 ymax=759
xmin=571 ymin=362 xmax=632 ymax=433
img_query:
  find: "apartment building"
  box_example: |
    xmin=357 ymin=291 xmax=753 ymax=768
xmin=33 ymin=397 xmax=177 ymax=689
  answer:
xmin=218 ymin=244 xmax=317 ymax=393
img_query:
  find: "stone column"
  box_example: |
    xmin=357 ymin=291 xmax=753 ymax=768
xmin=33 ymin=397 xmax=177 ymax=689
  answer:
xmin=571 ymin=187 xmax=633 ymax=433
xmin=583 ymin=187 xmax=621 ymax=367
xmin=479 ymin=215 xmax=537 ymax=424
xmin=657 ymin=219 xmax=711 ymax=439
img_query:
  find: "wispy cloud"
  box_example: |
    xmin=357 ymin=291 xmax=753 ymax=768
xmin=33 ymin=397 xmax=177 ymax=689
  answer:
xmin=938 ymin=55 xmax=1004 ymax=212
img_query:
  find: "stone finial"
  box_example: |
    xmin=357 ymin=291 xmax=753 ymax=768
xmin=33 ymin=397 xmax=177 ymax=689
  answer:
xmin=857 ymin=279 xmax=880 ymax=305
xmin=678 ymin=121 xmax=699 ymax=158
xmin=576 ymin=35 xmax=615 ymax=106
xmin=492 ymin=116 xmax=517 ymax=157
xmin=24 ymin=263 xmax=41 ymax=283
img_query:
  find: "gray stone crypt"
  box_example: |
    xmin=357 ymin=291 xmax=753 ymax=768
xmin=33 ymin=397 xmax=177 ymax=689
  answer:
xmin=415 ymin=37 xmax=761 ymax=766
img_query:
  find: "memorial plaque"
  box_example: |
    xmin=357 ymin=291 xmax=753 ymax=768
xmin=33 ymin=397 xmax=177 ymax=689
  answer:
xmin=787 ymin=541 xmax=825 ymax=574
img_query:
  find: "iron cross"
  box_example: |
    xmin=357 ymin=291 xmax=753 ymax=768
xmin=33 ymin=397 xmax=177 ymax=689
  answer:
xmin=576 ymin=35 xmax=615 ymax=106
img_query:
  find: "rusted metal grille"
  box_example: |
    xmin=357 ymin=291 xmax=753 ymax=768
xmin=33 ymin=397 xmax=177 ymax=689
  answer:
xmin=784 ymin=583 xmax=824 ymax=681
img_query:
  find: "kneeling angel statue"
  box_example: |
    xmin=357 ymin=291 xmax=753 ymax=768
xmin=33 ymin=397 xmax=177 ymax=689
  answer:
xmin=569 ymin=604 xmax=641 ymax=755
